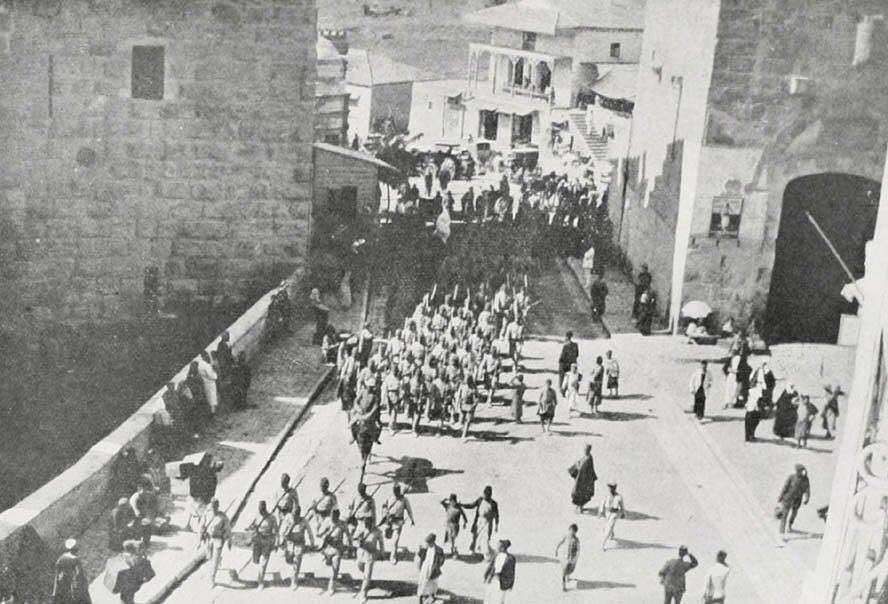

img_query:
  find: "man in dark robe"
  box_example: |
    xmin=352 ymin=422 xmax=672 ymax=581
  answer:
xmin=590 ymin=274 xmax=608 ymax=320
xmin=558 ymin=332 xmax=579 ymax=394
xmin=633 ymin=264 xmax=652 ymax=318
xmin=568 ymin=445 xmax=597 ymax=513
xmin=773 ymin=384 xmax=799 ymax=439
xmin=229 ymin=352 xmax=252 ymax=410
xmin=52 ymin=539 xmax=91 ymax=604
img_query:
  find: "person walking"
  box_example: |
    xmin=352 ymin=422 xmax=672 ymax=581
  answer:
xmin=689 ymin=361 xmax=712 ymax=420
xmin=246 ymin=500 xmax=278 ymax=590
xmin=483 ymin=539 xmax=516 ymax=604
xmin=777 ymin=464 xmax=810 ymax=544
xmin=558 ymin=332 xmax=579 ymax=393
xmin=744 ymin=387 xmax=761 ymax=442
xmin=604 ymin=350 xmax=620 ymax=398
xmin=587 ymin=357 xmax=604 ymax=414
xmin=555 ymin=524 xmax=580 ymax=591
xmin=465 ymin=486 xmax=500 ymax=561
xmin=317 ymin=509 xmax=351 ymax=594
xmin=822 ymin=384 xmax=843 ymax=439
xmin=795 ymin=395 xmax=817 ymax=449
xmin=416 ymin=533 xmax=446 ymax=604
xmin=441 ymin=494 xmax=469 ymax=558
xmin=561 ymin=363 xmax=583 ymax=417
xmin=703 ymin=550 xmax=730 ymax=604
xmin=510 ymin=374 xmax=526 ymax=422
xmin=589 ymin=273 xmax=608 ymax=320
xmin=380 ymin=484 xmax=415 ymax=564
xmin=537 ymin=378 xmax=557 ymax=434
xmin=599 ymin=481 xmax=625 ymax=550
xmin=354 ymin=516 xmax=385 ymax=603
xmin=658 ymin=545 xmax=698 ymax=604
xmin=279 ymin=504 xmax=314 ymax=590
xmin=199 ymin=498 xmax=231 ymax=588
xmin=568 ymin=445 xmax=598 ymax=514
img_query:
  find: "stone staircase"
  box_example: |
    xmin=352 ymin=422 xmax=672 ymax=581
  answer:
xmin=568 ymin=110 xmax=610 ymax=162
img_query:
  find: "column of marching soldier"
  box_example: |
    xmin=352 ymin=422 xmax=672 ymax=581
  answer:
xmin=198 ymin=272 xmax=533 ymax=602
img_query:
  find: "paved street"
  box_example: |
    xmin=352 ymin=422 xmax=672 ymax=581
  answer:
xmin=159 ymin=262 xmax=851 ymax=604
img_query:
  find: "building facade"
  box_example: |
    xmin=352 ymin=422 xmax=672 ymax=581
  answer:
xmin=461 ymin=0 xmax=644 ymax=158
xmin=0 ymin=0 xmax=317 ymax=326
xmin=346 ymin=48 xmax=423 ymax=146
xmin=614 ymin=0 xmax=887 ymax=341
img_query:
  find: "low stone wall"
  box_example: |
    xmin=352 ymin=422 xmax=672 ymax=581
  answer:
xmin=0 ymin=280 xmax=295 ymax=573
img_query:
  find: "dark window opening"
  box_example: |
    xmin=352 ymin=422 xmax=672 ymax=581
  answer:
xmin=132 ymin=45 xmax=164 ymax=100
xmin=480 ymin=110 xmax=498 ymax=140
xmin=610 ymin=43 xmax=621 ymax=59
xmin=328 ymin=186 xmax=358 ymax=221
xmin=521 ymin=31 xmax=536 ymax=51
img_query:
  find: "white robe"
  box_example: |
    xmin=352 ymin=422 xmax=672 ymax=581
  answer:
xmin=197 ymin=358 xmax=218 ymax=412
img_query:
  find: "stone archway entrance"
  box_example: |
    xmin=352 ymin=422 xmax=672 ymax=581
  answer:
xmin=765 ymin=173 xmax=880 ymax=343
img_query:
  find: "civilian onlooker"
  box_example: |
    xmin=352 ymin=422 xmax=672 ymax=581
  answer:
xmin=703 ymin=550 xmax=730 ymax=604
xmin=184 ymin=454 xmax=223 ymax=532
xmin=51 ymin=539 xmax=91 ymax=604
xmin=658 ymin=545 xmax=698 ymax=604
xmin=777 ymin=464 xmax=810 ymax=544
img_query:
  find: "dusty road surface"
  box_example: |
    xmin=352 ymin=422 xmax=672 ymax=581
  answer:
xmin=160 ymin=260 xmax=839 ymax=604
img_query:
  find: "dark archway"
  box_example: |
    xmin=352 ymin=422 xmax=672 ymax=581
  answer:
xmin=765 ymin=173 xmax=880 ymax=343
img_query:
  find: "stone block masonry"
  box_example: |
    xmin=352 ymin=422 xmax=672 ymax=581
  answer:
xmin=0 ymin=0 xmax=318 ymax=326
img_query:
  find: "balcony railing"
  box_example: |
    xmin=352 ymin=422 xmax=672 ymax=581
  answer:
xmin=500 ymin=85 xmax=551 ymax=101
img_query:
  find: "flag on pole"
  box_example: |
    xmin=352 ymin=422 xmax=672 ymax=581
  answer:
xmin=435 ymin=207 xmax=451 ymax=243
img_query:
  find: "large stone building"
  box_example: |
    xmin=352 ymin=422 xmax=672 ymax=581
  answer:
xmin=0 ymin=0 xmax=317 ymax=328
xmin=612 ymin=0 xmax=887 ymax=343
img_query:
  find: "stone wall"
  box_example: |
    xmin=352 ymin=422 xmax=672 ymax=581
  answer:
xmin=682 ymin=0 xmax=888 ymax=325
xmin=0 ymin=280 xmax=291 ymax=601
xmin=617 ymin=140 xmax=684 ymax=312
xmin=703 ymin=0 xmax=884 ymax=148
xmin=0 ymin=0 xmax=317 ymax=327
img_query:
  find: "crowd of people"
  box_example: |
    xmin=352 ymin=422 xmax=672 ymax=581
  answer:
xmin=686 ymin=332 xmax=844 ymax=450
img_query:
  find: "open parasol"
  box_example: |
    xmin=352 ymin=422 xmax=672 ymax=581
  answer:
xmin=681 ymin=300 xmax=712 ymax=320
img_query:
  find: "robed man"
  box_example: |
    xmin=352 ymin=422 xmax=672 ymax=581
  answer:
xmin=568 ymin=445 xmax=598 ymax=512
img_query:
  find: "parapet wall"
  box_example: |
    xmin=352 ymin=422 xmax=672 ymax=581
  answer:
xmin=0 ymin=279 xmax=293 ymax=574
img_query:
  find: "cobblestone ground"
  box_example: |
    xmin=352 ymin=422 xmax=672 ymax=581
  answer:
xmin=159 ymin=261 xmax=851 ymax=604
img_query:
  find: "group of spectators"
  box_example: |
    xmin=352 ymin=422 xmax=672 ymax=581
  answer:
xmin=154 ymin=331 xmax=253 ymax=454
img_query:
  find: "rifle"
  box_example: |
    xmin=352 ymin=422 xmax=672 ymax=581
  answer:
xmin=377 ymin=484 xmax=414 ymax=534
xmin=229 ymin=476 xmax=340 ymax=580
xmin=346 ymin=483 xmax=383 ymax=526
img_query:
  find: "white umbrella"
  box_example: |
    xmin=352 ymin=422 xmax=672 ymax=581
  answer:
xmin=681 ymin=300 xmax=712 ymax=320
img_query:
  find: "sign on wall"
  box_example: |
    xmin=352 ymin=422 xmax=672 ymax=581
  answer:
xmin=709 ymin=181 xmax=744 ymax=238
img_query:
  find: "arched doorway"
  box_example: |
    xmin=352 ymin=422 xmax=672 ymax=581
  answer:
xmin=765 ymin=173 xmax=880 ymax=343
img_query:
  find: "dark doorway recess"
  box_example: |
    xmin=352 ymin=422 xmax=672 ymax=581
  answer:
xmin=765 ymin=173 xmax=880 ymax=343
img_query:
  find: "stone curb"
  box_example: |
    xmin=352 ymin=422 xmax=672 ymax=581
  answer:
xmin=143 ymin=363 xmax=335 ymax=604
xmin=558 ymin=256 xmax=613 ymax=339
xmin=683 ymin=409 xmax=810 ymax=574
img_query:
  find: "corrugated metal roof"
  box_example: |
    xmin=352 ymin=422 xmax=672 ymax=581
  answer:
xmin=465 ymin=0 xmax=645 ymax=33
xmin=346 ymin=49 xmax=425 ymax=87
